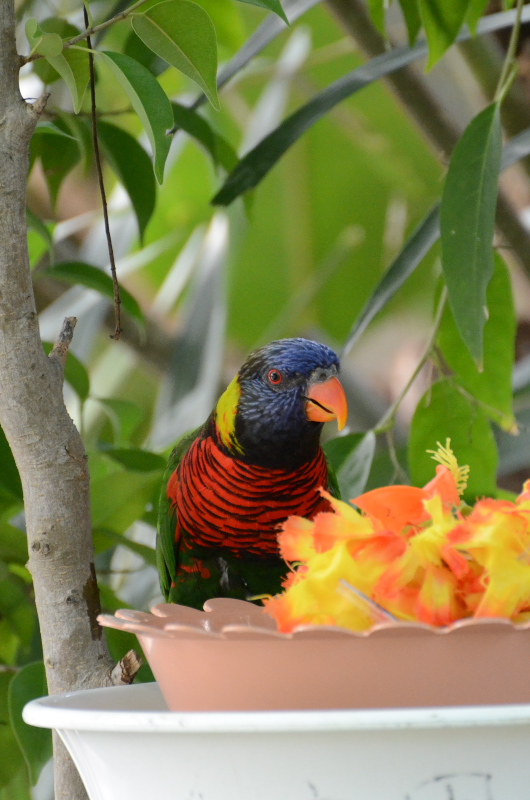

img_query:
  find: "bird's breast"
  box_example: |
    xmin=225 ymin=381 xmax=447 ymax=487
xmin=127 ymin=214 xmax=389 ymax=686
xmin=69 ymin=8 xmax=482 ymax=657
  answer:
xmin=167 ymin=435 xmax=330 ymax=556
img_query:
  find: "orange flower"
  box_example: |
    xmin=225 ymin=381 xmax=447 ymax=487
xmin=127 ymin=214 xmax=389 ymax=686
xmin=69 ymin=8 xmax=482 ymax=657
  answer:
xmin=353 ymin=464 xmax=462 ymax=536
xmin=278 ymin=516 xmax=316 ymax=562
xmin=264 ymin=440 xmax=530 ymax=632
xmin=445 ymin=496 xmax=530 ymax=618
xmin=414 ymin=565 xmax=463 ymax=626
xmin=352 ymin=485 xmax=430 ymax=532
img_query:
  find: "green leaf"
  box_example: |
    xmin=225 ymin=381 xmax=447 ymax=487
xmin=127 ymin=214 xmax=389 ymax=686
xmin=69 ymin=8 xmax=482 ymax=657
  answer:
xmin=409 ymin=380 xmax=498 ymax=501
xmin=42 ymin=341 xmax=90 ymax=401
xmin=366 ymin=0 xmax=385 ymax=34
xmin=0 ymin=578 xmax=35 ymax=645
xmin=25 ymin=19 xmax=40 ymax=48
xmin=40 ymin=262 xmax=144 ymax=328
xmin=132 ymin=0 xmax=220 ymax=110
xmin=0 ymin=672 xmax=14 ymax=727
xmin=440 ymin=102 xmax=502 ymax=367
xmin=0 ymin=426 xmax=22 ymax=501
xmin=45 ymin=46 xmax=89 ymax=114
xmin=30 ymin=122 xmax=78 ymax=194
xmin=418 ymin=0 xmax=472 ymax=68
xmin=343 ymin=124 xmax=530 ymax=357
xmin=94 ymin=528 xmax=157 ymax=566
xmin=30 ymin=127 xmax=80 ymax=207
xmin=35 ymin=33 xmax=63 ymax=58
xmin=212 ymin=8 xmax=527 ymax=207
xmin=40 ymin=16 xmax=75 ymax=41
xmin=0 ymin=768 xmax=31 ymax=800
xmin=172 ymin=102 xmax=238 ymax=170
xmin=32 ymin=121 xmax=77 ymax=141
xmin=466 ymin=0 xmax=490 ymax=33
xmin=437 ymin=254 xmax=517 ymax=432
xmin=9 ymin=663 xmax=52 ymax=787
xmin=57 ymin=111 xmax=93 ymax=174
xmin=0 ymin=673 xmax=25 ymax=790
xmin=103 ymin=447 xmax=167 ymax=472
xmin=212 ymin=41 xmax=428 ymax=205
xmin=209 ymin=0 xmax=320 ymax=105
xmin=95 ymin=399 xmax=145 ymax=445
xmin=398 ymin=0 xmax=422 ymax=45
xmin=27 ymin=231 xmax=48 ymax=271
xmin=0 ymin=621 xmax=20 ymax=665
xmin=98 ymin=51 xmax=174 ymax=183
xmin=25 ymin=19 xmax=62 ymax=58
xmin=97 ymin=121 xmax=156 ymax=243
xmin=324 ymin=433 xmax=365 ymax=472
xmin=324 ymin=432 xmax=376 ymax=500
xmin=0 ymin=523 xmax=28 ymax=565
xmin=26 ymin=210 xmax=53 ymax=260
xmin=32 ymin=19 xmax=89 ymax=107
xmin=91 ymin=470 xmax=162 ymax=532
xmin=235 ymin=0 xmax=288 ymax=25
xmin=123 ymin=30 xmax=168 ymax=76
xmin=192 ymin=0 xmax=245 ymax=52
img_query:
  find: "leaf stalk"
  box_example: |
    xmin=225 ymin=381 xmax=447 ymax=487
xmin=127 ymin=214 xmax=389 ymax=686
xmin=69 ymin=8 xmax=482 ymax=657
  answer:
xmin=374 ymin=286 xmax=448 ymax=435
xmin=495 ymin=0 xmax=525 ymax=102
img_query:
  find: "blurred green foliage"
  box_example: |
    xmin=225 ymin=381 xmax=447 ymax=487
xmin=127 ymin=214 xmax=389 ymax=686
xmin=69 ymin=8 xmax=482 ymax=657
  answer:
xmin=1 ymin=0 xmax=530 ymax=792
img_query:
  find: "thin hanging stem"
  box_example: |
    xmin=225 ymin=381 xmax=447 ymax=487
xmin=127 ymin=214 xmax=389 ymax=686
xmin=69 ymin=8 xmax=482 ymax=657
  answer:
xmin=495 ymin=0 xmax=525 ymax=101
xmin=84 ymin=5 xmax=122 ymax=340
xmin=385 ymin=430 xmax=409 ymax=484
xmin=374 ymin=286 xmax=448 ymax=434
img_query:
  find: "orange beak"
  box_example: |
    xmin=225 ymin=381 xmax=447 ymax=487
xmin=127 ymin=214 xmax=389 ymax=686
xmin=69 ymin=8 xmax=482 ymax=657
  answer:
xmin=306 ymin=376 xmax=348 ymax=431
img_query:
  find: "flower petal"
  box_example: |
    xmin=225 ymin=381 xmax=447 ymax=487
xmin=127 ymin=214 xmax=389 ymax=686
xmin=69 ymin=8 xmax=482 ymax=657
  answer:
xmin=352 ymin=485 xmax=429 ymax=531
xmin=277 ymin=516 xmax=316 ymax=562
xmin=423 ymin=464 xmax=461 ymax=508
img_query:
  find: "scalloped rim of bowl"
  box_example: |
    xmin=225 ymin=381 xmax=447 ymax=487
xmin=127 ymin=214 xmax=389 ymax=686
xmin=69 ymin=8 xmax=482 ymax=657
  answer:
xmin=97 ymin=597 xmax=530 ymax=641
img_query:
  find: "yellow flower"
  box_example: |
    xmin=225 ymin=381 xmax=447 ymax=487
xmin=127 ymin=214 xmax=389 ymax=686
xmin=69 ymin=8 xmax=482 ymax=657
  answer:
xmin=264 ymin=442 xmax=530 ymax=632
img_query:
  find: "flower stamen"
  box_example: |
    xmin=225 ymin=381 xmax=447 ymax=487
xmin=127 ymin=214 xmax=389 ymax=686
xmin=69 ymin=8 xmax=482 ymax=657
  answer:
xmin=427 ymin=438 xmax=469 ymax=497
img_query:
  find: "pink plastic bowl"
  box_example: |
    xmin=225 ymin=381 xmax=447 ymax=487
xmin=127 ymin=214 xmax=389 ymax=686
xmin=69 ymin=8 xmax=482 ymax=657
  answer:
xmin=98 ymin=599 xmax=530 ymax=712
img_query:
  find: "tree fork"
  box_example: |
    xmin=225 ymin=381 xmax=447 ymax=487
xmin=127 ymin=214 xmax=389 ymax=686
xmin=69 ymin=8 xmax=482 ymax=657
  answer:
xmin=0 ymin=3 xmax=139 ymax=798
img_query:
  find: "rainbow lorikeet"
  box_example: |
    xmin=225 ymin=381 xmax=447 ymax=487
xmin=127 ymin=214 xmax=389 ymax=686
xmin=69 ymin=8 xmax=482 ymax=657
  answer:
xmin=157 ymin=338 xmax=348 ymax=609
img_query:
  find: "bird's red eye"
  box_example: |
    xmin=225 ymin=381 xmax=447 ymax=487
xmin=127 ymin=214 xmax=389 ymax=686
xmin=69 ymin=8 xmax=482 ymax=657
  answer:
xmin=268 ymin=369 xmax=283 ymax=385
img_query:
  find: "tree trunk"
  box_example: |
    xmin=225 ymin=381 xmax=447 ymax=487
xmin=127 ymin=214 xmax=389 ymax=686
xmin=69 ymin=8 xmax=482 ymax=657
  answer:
xmin=0 ymin=3 xmax=117 ymax=798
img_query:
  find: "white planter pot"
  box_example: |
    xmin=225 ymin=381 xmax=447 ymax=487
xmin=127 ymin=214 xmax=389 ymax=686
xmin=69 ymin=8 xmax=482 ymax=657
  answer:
xmin=24 ymin=682 xmax=530 ymax=800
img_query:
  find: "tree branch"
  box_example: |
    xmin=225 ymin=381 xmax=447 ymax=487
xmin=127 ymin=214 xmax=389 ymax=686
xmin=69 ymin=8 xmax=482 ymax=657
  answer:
xmin=49 ymin=316 xmax=77 ymax=369
xmin=22 ymin=0 xmax=152 ymax=64
xmin=110 ymin=650 xmax=142 ymax=685
xmin=0 ymin=3 xmax=116 ymax=798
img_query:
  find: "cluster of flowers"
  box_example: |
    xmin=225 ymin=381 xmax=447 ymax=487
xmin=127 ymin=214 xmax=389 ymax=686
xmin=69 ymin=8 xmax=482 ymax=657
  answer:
xmin=264 ymin=441 xmax=530 ymax=632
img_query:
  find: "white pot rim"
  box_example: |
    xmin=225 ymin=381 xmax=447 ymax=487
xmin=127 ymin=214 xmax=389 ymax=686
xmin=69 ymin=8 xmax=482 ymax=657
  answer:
xmin=22 ymin=683 xmax=530 ymax=734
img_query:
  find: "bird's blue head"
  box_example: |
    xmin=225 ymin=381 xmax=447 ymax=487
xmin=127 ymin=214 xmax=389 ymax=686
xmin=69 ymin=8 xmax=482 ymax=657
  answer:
xmin=214 ymin=338 xmax=348 ymax=469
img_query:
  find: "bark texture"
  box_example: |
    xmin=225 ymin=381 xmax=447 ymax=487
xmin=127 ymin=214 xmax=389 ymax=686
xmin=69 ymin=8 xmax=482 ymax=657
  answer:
xmin=0 ymin=3 xmax=116 ymax=798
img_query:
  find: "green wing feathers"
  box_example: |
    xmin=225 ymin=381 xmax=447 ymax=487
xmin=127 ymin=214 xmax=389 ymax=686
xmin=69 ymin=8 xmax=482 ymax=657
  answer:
xmin=156 ymin=426 xmax=202 ymax=601
xmin=326 ymin=455 xmax=341 ymax=500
